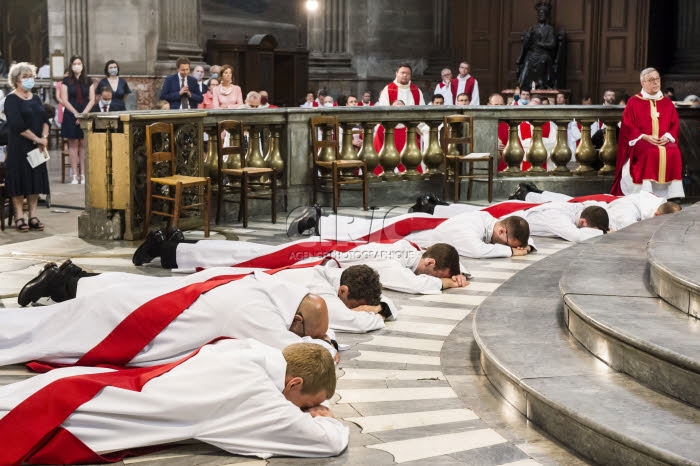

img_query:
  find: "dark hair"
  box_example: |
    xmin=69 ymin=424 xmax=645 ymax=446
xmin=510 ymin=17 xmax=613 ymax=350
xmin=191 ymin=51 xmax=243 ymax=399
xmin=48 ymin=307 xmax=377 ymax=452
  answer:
xmin=657 ymin=201 xmax=681 ymax=215
xmin=580 ymin=206 xmax=610 ymax=232
xmin=432 ymin=94 xmax=444 ymax=103
xmin=423 ymin=243 xmax=460 ymax=276
xmin=619 ymin=94 xmax=630 ymax=105
xmin=97 ymin=85 xmax=113 ymax=95
xmin=103 ymin=59 xmax=119 ymax=77
xmin=317 ymin=88 xmax=328 ymax=98
xmin=219 ymin=64 xmax=234 ymax=83
xmin=396 ymin=63 xmax=412 ymax=73
xmin=604 ymin=88 xmax=615 ymax=94
xmin=175 ymin=56 xmax=190 ymax=68
xmin=502 ymin=216 xmax=530 ymax=246
xmin=665 ymin=87 xmax=675 ymax=93
xmin=68 ymin=55 xmax=90 ymax=86
xmin=340 ymin=265 xmax=382 ymax=306
xmin=456 ymin=92 xmax=470 ymax=100
xmin=336 ymin=95 xmax=348 ymax=106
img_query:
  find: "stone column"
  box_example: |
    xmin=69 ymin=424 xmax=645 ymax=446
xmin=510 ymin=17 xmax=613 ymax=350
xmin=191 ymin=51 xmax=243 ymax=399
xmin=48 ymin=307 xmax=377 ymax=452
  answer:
xmin=64 ymin=0 xmax=88 ymax=57
xmin=433 ymin=0 xmax=449 ymax=51
xmin=670 ymin=0 xmax=700 ymax=74
xmin=308 ymin=0 xmax=352 ymax=75
xmin=155 ymin=0 xmax=203 ymax=73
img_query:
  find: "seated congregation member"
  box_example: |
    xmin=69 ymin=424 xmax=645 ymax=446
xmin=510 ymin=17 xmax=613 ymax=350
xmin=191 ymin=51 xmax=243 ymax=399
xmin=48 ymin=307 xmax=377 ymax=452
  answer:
xmin=431 ymin=94 xmax=444 ymax=106
xmin=240 ymin=91 xmax=262 ymax=109
xmin=0 ymin=340 xmax=349 ymax=463
xmin=455 ymin=92 xmax=470 ymax=106
xmin=212 ymin=64 xmax=243 ymax=109
xmin=91 ymin=85 xmax=125 ymax=112
xmin=294 ymin=209 xmax=532 ymax=258
xmin=510 ymin=182 xmax=681 ymax=231
xmin=8 ymin=263 xmax=332 ymax=367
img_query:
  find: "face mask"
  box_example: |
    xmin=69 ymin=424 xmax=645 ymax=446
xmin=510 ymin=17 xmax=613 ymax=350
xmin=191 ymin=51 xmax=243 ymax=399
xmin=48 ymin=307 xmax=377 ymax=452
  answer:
xmin=72 ymin=64 xmax=83 ymax=73
xmin=210 ymin=73 xmax=218 ymax=79
xmin=519 ymin=99 xmax=529 ymax=105
xmin=193 ymin=71 xmax=203 ymax=80
xmin=100 ymin=99 xmax=111 ymax=106
xmin=260 ymin=96 xmax=268 ymax=105
xmin=324 ymin=102 xmax=334 ymax=107
xmin=21 ymin=78 xmax=35 ymax=90
xmin=108 ymin=68 xmax=118 ymax=76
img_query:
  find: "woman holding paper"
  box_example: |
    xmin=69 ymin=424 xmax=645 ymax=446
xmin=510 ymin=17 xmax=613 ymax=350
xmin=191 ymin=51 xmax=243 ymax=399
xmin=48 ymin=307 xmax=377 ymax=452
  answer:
xmin=4 ymin=62 xmax=50 ymax=232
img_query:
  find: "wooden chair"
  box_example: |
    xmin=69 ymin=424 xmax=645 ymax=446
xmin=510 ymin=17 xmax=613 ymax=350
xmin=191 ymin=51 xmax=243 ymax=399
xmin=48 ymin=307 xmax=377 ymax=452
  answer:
xmin=441 ymin=115 xmax=493 ymax=203
xmin=144 ymin=122 xmax=211 ymax=237
xmin=216 ymin=120 xmax=276 ymax=228
xmin=60 ymin=138 xmax=76 ymax=183
xmin=309 ymin=116 xmax=368 ymax=214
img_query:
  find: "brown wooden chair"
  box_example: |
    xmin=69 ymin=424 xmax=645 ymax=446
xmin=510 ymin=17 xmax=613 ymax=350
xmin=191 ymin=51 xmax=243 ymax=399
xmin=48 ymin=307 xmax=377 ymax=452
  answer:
xmin=216 ymin=120 xmax=276 ymax=228
xmin=144 ymin=122 xmax=211 ymax=237
xmin=310 ymin=116 xmax=368 ymax=214
xmin=60 ymin=138 xmax=71 ymax=183
xmin=441 ymin=115 xmax=493 ymax=203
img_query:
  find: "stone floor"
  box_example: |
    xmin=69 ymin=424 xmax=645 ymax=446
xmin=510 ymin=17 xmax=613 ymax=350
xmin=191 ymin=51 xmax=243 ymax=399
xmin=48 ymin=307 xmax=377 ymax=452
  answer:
xmin=0 ymin=154 xmax=590 ymax=465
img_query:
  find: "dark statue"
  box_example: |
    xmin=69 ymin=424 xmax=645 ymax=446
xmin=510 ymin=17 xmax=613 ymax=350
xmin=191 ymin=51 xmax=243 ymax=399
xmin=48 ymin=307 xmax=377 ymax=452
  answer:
xmin=516 ymin=1 xmax=566 ymax=90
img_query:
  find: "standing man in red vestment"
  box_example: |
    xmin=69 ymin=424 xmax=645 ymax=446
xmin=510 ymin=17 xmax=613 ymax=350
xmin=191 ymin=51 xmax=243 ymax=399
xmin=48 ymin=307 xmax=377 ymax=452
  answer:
xmin=378 ymin=63 xmax=425 ymax=106
xmin=611 ymin=68 xmax=684 ymax=198
xmin=451 ymin=61 xmax=480 ymax=105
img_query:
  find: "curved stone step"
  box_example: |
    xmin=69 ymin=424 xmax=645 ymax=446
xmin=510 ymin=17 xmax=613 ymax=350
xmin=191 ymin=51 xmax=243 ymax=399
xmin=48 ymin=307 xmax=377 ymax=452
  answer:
xmin=564 ymin=293 xmax=700 ymax=408
xmin=473 ymin=221 xmax=700 ymax=465
xmin=648 ymin=203 xmax=700 ymax=319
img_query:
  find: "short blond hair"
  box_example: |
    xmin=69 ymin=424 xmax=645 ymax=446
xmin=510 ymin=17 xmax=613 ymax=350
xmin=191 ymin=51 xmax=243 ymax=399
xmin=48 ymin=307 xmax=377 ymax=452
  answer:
xmin=283 ymin=343 xmax=336 ymax=397
xmin=8 ymin=62 xmax=37 ymax=90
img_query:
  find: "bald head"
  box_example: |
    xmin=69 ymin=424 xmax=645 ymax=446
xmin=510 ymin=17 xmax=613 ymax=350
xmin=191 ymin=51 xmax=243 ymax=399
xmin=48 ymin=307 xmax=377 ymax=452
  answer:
xmin=292 ymin=293 xmax=329 ymax=339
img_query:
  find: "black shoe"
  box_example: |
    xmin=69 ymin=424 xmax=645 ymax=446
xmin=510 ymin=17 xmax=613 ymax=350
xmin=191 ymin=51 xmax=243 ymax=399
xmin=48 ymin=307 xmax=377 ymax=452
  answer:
xmin=524 ymin=182 xmax=543 ymax=194
xmin=167 ymin=228 xmax=185 ymax=242
xmin=508 ymin=183 xmax=531 ymax=201
xmin=18 ymin=264 xmax=61 ymax=307
xmin=132 ymin=229 xmax=166 ymax=266
xmin=425 ymin=194 xmax=449 ymax=206
xmin=57 ymin=259 xmax=83 ymax=277
xmin=287 ymin=206 xmax=318 ymax=238
xmin=409 ymin=194 xmax=437 ymax=214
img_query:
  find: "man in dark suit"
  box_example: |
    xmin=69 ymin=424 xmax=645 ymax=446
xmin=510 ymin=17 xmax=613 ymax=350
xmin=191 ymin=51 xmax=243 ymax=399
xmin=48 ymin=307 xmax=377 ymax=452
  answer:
xmin=91 ymin=86 xmax=125 ymax=112
xmin=159 ymin=57 xmax=203 ymax=110
xmin=192 ymin=65 xmax=208 ymax=96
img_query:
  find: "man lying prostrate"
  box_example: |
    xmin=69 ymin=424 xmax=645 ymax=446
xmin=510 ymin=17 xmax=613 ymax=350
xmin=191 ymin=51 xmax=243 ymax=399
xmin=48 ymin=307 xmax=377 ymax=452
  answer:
xmin=131 ymin=232 xmax=469 ymax=294
xmin=502 ymin=203 xmax=610 ymax=243
xmin=509 ymin=182 xmax=682 ymax=231
xmin=0 ymin=340 xmax=349 ymax=464
xmin=293 ymin=208 xmax=533 ymax=258
xmin=9 ymin=262 xmax=334 ymax=367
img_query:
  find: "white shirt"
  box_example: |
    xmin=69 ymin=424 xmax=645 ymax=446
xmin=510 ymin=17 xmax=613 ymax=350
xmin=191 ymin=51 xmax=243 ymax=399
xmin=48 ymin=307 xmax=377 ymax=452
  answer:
xmin=0 ymin=339 xmax=349 ymax=459
xmin=505 ymin=202 xmax=603 ymax=243
xmin=378 ymin=80 xmax=426 ymax=106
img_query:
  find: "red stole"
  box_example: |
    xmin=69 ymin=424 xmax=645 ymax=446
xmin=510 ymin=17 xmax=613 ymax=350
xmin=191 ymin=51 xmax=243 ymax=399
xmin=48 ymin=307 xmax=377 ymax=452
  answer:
xmin=387 ymin=82 xmax=421 ymax=105
xmin=497 ymin=121 xmax=510 ymax=171
xmin=451 ymin=76 xmax=475 ymax=100
xmin=357 ymin=102 xmax=374 ymax=107
xmin=1 ymin=339 xmax=228 ymax=465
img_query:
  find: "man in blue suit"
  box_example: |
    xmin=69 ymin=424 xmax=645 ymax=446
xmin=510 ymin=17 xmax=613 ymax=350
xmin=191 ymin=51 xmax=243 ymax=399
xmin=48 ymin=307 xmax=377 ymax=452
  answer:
xmin=91 ymin=86 xmax=126 ymax=112
xmin=159 ymin=57 xmax=203 ymax=110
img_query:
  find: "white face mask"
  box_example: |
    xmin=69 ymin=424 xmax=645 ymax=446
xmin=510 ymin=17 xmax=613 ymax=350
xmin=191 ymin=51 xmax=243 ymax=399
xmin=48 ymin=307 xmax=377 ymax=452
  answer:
xmin=100 ymin=99 xmax=111 ymax=106
xmin=108 ymin=68 xmax=118 ymax=76
xmin=323 ymin=102 xmax=334 ymax=107
xmin=72 ymin=64 xmax=83 ymax=73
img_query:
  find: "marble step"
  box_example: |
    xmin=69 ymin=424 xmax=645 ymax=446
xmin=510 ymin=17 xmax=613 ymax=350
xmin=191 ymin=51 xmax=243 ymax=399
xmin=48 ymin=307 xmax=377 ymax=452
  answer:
xmin=473 ymin=221 xmax=700 ymax=465
xmin=564 ymin=293 xmax=700 ymax=408
xmin=647 ymin=203 xmax=700 ymax=319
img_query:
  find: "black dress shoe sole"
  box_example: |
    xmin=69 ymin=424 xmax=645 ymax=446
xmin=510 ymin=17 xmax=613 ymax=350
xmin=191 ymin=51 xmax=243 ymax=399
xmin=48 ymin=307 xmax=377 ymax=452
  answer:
xmin=132 ymin=230 xmax=166 ymax=266
xmin=18 ymin=265 xmax=59 ymax=307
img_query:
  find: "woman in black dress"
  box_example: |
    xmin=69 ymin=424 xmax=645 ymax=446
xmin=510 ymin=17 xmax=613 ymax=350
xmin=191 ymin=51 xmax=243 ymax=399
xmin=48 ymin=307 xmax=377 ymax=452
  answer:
xmin=4 ymin=62 xmax=50 ymax=232
xmin=97 ymin=59 xmax=131 ymax=110
xmin=61 ymin=55 xmax=95 ymax=184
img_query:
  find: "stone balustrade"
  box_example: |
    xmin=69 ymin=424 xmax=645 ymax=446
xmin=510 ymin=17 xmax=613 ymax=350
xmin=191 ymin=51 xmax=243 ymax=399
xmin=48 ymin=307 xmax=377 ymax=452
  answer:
xmin=80 ymin=105 xmax=700 ymax=240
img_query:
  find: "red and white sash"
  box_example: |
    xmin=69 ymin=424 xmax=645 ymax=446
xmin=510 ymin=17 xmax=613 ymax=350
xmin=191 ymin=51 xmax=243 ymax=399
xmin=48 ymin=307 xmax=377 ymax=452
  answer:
xmin=387 ymin=82 xmax=421 ymax=106
xmin=451 ymin=76 xmax=475 ymax=100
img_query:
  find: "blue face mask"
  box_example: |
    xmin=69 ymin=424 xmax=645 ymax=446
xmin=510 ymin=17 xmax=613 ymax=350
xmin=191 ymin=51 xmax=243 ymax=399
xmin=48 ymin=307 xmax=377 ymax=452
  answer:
xmin=519 ymin=99 xmax=529 ymax=105
xmin=21 ymin=78 xmax=35 ymax=91
xmin=210 ymin=73 xmax=218 ymax=79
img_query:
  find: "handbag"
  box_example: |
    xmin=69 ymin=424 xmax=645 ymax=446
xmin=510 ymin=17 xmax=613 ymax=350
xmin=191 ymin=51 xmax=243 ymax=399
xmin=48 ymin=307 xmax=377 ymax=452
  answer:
xmin=26 ymin=147 xmax=50 ymax=168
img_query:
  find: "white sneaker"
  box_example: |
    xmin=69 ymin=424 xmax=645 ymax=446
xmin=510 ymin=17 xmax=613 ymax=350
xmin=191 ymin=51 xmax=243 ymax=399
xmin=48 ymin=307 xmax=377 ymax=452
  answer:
xmin=71 ymin=176 xmax=79 ymax=185
xmin=80 ymin=175 xmax=85 ymax=184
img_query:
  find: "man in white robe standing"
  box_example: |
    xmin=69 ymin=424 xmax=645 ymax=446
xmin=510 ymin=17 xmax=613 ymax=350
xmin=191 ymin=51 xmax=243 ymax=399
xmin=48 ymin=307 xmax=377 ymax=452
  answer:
xmin=378 ymin=63 xmax=425 ymax=106
xmin=0 ymin=340 xmax=349 ymax=463
xmin=6 ymin=269 xmax=332 ymax=367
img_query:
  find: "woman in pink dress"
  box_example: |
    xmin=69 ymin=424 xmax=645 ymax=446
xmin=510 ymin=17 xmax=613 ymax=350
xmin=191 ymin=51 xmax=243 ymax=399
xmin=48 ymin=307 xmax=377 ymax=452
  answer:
xmin=212 ymin=65 xmax=243 ymax=109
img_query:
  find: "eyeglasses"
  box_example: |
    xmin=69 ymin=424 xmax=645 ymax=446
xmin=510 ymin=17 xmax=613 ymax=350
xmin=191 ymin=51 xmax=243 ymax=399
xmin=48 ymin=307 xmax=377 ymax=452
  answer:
xmin=644 ymin=77 xmax=661 ymax=83
xmin=441 ymin=73 xmax=451 ymax=77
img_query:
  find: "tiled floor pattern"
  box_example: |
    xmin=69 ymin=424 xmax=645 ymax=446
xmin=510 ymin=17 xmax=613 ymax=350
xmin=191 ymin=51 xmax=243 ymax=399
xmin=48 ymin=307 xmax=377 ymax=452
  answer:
xmin=0 ymin=206 xmax=583 ymax=465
